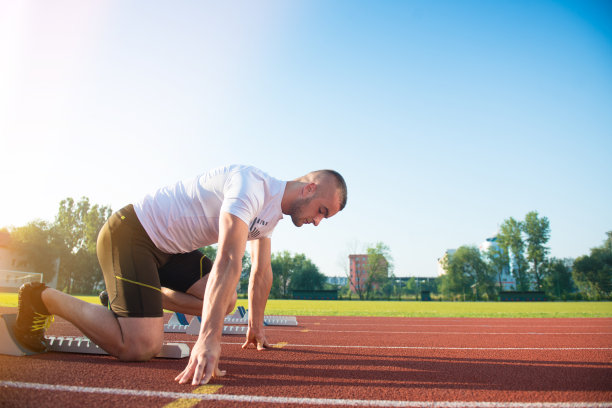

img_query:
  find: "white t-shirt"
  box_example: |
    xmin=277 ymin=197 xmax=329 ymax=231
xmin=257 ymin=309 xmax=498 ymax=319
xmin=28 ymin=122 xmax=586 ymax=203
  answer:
xmin=133 ymin=165 xmax=286 ymax=254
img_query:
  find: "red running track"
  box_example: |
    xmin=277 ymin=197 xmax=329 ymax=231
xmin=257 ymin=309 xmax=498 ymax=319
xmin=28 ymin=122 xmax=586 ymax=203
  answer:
xmin=1 ymin=307 xmax=611 ymax=407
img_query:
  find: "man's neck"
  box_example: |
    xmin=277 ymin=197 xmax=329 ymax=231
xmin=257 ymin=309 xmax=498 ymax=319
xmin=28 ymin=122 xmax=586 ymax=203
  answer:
xmin=281 ymin=180 xmax=303 ymax=215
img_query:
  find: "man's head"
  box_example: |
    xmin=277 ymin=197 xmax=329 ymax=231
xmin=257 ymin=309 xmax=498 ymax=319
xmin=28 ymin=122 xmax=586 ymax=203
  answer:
xmin=285 ymin=170 xmax=347 ymax=227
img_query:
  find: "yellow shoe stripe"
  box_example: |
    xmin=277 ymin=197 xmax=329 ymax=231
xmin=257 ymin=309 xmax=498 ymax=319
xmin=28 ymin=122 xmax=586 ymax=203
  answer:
xmin=31 ymin=313 xmax=54 ymax=332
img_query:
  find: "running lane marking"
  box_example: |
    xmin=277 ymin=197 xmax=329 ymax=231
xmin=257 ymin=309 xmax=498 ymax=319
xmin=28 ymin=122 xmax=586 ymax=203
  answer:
xmin=304 ymin=323 xmax=612 ymax=328
xmin=215 ymin=341 xmax=612 ymax=351
xmin=162 ymin=384 xmax=223 ymax=408
xmin=1 ymin=381 xmax=611 ymax=408
xmin=268 ymin=328 xmax=612 ymax=335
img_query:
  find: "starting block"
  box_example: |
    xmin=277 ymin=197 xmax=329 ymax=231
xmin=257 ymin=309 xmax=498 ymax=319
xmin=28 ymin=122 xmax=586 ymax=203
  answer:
xmin=0 ymin=314 xmax=37 ymax=357
xmin=163 ymin=308 xmax=298 ymax=335
xmin=186 ymin=318 xmax=248 ymax=336
xmin=228 ymin=306 xmax=297 ymax=322
xmin=0 ymin=314 xmax=189 ymax=359
xmin=164 ymin=315 xmax=248 ymax=336
xmin=224 ymin=316 xmax=297 ymax=326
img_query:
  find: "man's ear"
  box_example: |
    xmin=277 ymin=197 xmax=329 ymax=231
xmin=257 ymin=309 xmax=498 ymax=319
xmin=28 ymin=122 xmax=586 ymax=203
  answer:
xmin=303 ymin=182 xmax=317 ymax=197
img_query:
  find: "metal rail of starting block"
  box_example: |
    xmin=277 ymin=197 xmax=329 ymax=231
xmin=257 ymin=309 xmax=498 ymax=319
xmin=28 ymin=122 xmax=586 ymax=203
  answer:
xmin=164 ymin=316 xmax=249 ymax=336
xmin=164 ymin=311 xmax=298 ymax=335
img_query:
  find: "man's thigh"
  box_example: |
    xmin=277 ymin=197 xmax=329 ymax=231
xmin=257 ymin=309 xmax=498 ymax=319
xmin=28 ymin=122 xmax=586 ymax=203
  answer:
xmin=158 ymin=251 xmax=213 ymax=293
xmin=97 ymin=205 xmax=167 ymax=317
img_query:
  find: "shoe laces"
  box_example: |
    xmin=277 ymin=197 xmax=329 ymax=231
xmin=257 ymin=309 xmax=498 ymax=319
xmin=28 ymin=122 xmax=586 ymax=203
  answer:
xmin=31 ymin=312 xmax=54 ymax=332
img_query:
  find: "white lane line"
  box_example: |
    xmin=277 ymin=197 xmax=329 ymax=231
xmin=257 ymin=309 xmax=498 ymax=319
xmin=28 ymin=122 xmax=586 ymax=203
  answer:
xmin=262 ymin=344 xmax=612 ymax=351
xmin=215 ymin=341 xmax=612 ymax=351
xmin=269 ymin=329 xmax=612 ymax=335
xmin=307 ymin=323 xmax=612 ymax=328
xmin=1 ymin=381 xmax=611 ymax=408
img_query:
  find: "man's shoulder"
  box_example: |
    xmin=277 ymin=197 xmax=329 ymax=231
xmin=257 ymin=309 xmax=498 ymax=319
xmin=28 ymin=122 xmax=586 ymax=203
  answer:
xmin=226 ymin=165 xmax=282 ymax=187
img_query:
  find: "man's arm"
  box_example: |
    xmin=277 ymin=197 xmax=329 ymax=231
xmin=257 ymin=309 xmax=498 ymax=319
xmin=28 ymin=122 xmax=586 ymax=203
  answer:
xmin=242 ymin=237 xmax=273 ymax=350
xmin=175 ymin=212 xmax=248 ymax=385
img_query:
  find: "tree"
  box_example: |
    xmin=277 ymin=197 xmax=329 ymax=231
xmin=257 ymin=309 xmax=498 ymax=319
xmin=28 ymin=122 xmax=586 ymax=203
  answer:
xmin=484 ymin=243 xmax=509 ymax=293
xmin=404 ymin=277 xmax=417 ymax=298
xmin=364 ymin=242 xmax=392 ymax=300
xmin=200 ymin=245 xmax=251 ymax=293
xmin=382 ymin=277 xmax=396 ymax=300
xmin=200 ymin=246 xmax=217 ymax=262
xmin=289 ymin=254 xmax=326 ymax=292
xmin=270 ymin=251 xmax=294 ymax=298
xmin=8 ymin=221 xmax=62 ymax=284
xmin=572 ymin=232 xmax=612 ymax=299
xmin=542 ymin=258 xmax=574 ymax=300
xmin=440 ymin=246 xmax=494 ymax=300
xmin=498 ymin=217 xmax=529 ymax=291
xmin=523 ymin=211 xmax=551 ymax=289
xmin=54 ymin=197 xmax=112 ymax=293
xmin=270 ymin=251 xmax=325 ymax=297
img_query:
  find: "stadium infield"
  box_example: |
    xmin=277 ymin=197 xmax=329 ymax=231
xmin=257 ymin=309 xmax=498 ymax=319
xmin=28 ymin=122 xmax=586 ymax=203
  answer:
xmin=1 ymin=306 xmax=611 ymax=407
xmin=1 ymin=294 xmax=611 ymax=317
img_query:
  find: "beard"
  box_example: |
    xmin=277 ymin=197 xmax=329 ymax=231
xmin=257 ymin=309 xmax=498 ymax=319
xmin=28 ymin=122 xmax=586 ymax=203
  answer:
xmin=288 ymin=195 xmax=313 ymax=227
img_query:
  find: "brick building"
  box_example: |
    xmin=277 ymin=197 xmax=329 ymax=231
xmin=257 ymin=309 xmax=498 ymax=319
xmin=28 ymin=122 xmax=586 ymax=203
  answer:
xmin=349 ymin=254 xmax=388 ymax=294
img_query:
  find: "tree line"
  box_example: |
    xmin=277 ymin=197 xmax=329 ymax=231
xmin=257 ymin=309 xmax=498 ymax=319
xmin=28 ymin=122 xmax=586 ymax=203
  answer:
xmin=5 ymin=197 xmax=111 ymax=294
xmin=201 ymin=246 xmax=328 ymax=298
xmin=440 ymin=211 xmax=612 ymax=300
xmin=5 ymin=199 xmax=610 ymax=300
xmin=4 ymin=197 xmax=329 ymax=296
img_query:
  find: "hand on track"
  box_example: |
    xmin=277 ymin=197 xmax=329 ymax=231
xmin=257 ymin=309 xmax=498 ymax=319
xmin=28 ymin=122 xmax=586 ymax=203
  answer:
xmin=242 ymin=326 xmax=269 ymax=351
xmin=175 ymin=338 xmax=226 ymax=385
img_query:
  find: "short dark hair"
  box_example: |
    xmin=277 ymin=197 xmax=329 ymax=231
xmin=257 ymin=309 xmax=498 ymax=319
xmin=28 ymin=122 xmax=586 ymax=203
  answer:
xmin=319 ymin=169 xmax=347 ymax=211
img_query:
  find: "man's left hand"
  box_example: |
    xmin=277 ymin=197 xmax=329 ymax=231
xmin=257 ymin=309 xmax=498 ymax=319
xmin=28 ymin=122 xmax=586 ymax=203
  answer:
xmin=241 ymin=326 xmax=269 ymax=351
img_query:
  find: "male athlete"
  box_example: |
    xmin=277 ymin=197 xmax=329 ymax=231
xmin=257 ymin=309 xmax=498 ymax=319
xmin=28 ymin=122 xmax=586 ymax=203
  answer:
xmin=13 ymin=164 xmax=347 ymax=385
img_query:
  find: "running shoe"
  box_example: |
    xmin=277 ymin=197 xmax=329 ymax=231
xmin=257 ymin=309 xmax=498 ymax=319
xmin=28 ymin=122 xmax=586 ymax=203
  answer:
xmin=13 ymin=282 xmax=53 ymax=352
xmin=99 ymin=290 xmax=109 ymax=308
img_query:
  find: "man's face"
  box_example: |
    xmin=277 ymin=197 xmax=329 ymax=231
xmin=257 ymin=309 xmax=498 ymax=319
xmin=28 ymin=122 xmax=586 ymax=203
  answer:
xmin=289 ymin=182 xmax=341 ymax=227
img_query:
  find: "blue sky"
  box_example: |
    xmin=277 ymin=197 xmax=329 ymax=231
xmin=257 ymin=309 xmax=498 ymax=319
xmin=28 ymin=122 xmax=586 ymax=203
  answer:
xmin=1 ymin=0 xmax=610 ymax=277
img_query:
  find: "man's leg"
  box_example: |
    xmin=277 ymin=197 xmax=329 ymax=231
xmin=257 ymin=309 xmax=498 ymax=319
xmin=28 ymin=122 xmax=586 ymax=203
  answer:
xmin=161 ymin=274 xmax=237 ymax=316
xmin=41 ymin=288 xmax=163 ymax=361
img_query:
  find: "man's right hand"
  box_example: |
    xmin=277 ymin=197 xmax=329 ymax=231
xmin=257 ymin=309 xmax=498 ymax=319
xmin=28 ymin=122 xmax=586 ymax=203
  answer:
xmin=175 ymin=335 xmax=226 ymax=385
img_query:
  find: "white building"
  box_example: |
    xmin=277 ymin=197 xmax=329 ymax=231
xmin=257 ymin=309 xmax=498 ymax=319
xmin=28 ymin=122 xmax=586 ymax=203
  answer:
xmin=478 ymin=234 xmax=516 ymax=291
xmin=438 ymin=233 xmax=518 ymax=291
xmin=436 ymin=249 xmax=455 ymax=277
xmin=326 ymin=276 xmax=348 ymax=286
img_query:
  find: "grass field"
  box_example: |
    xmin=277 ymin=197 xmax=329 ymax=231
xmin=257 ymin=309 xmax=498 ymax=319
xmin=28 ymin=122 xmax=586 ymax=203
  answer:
xmin=1 ymin=292 xmax=611 ymax=317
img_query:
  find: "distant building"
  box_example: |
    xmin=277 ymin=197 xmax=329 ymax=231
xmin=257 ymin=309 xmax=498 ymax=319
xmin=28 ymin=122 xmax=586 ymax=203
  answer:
xmin=326 ymin=276 xmax=348 ymax=287
xmin=436 ymin=249 xmax=455 ymax=277
xmin=478 ymin=234 xmax=516 ymax=291
xmin=349 ymin=254 xmax=388 ymax=294
xmin=349 ymin=254 xmax=368 ymax=293
xmin=437 ymin=233 xmax=518 ymax=291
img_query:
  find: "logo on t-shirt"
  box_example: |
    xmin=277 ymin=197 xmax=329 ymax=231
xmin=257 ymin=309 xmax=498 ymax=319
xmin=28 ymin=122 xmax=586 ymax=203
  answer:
xmin=249 ymin=217 xmax=269 ymax=239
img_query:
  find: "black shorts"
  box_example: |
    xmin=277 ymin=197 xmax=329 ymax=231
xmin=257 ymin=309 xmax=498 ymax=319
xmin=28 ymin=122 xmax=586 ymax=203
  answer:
xmin=96 ymin=205 xmax=213 ymax=317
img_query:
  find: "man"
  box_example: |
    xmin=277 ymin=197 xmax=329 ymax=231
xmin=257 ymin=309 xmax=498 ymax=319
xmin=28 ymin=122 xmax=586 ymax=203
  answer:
xmin=13 ymin=164 xmax=347 ymax=385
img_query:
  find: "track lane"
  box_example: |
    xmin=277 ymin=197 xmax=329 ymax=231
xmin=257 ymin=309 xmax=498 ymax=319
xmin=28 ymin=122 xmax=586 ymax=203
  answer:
xmin=0 ymin=309 xmax=610 ymax=407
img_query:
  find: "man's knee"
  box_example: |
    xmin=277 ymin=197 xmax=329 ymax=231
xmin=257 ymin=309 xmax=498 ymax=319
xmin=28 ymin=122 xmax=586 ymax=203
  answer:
xmin=116 ymin=317 xmax=164 ymax=362
xmin=116 ymin=335 xmax=162 ymax=362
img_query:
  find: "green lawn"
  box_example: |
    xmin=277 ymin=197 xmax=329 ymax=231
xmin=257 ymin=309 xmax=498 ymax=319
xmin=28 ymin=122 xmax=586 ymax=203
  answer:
xmin=2 ymin=292 xmax=611 ymax=317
